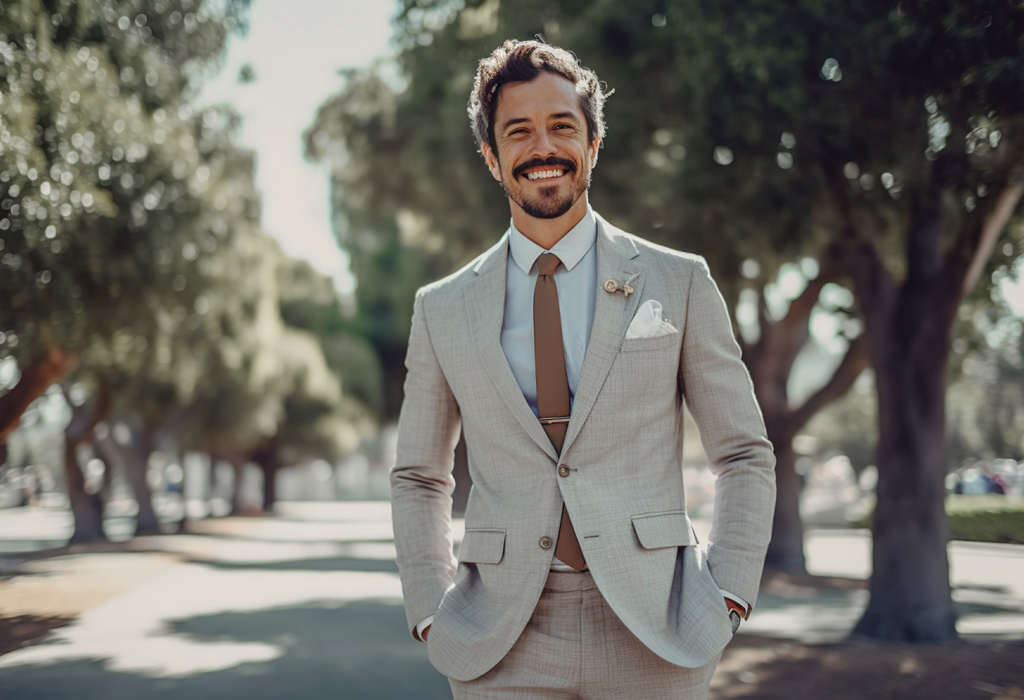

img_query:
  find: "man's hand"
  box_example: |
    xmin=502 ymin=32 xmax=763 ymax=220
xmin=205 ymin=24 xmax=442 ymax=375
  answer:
xmin=422 ymin=624 xmax=431 ymax=641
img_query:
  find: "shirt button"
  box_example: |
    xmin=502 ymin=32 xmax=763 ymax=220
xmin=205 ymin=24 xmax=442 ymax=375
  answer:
xmin=558 ymin=464 xmax=570 ymax=477
xmin=539 ymin=536 xmax=553 ymax=549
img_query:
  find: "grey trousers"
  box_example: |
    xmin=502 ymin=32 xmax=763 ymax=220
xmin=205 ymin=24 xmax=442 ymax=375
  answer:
xmin=448 ymin=569 xmax=722 ymax=700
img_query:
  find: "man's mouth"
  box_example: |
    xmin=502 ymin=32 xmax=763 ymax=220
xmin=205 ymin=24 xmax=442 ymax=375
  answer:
xmin=524 ymin=168 xmax=568 ymax=181
xmin=514 ymin=158 xmax=576 ymax=182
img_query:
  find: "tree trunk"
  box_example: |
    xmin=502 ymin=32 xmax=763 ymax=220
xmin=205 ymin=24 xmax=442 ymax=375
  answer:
xmin=251 ymin=446 xmax=280 ymax=513
xmin=63 ymin=440 xmax=106 ymax=544
xmin=742 ymin=244 xmax=864 ymax=575
xmin=125 ymin=430 xmax=161 ymax=535
xmin=93 ymin=430 xmax=161 ymax=535
xmin=228 ymin=456 xmax=246 ymax=515
xmin=100 ymin=448 xmax=115 ymax=500
xmin=260 ymin=459 xmax=277 ymax=512
xmin=764 ymin=441 xmax=805 ymax=572
xmin=842 ymin=173 xmax=963 ymax=643
xmin=62 ymin=378 xmax=112 ymax=545
xmin=852 ymin=312 xmax=957 ymax=641
xmin=380 ymin=344 xmax=408 ymax=423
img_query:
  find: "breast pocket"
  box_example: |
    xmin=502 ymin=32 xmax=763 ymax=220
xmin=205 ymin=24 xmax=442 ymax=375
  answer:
xmin=619 ymin=332 xmax=678 ymax=353
xmin=604 ymin=332 xmax=681 ymax=438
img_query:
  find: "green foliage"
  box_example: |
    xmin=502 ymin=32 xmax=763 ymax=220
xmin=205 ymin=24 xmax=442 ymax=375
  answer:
xmin=308 ymin=1 xmax=1024 ymax=425
xmin=946 ymin=495 xmax=1024 ymax=544
xmin=852 ymin=495 xmax=1024 ymax=544
xmin=947 ymin=315 xmax=1024 ymax=461
xmin=0 ymin=0 xmax=254 ymax=365
xmin=1 ymin=0 xmax=371 ymax=468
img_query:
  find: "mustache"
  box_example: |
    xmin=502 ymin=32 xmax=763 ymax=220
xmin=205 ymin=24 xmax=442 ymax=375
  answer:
xmin=512 ymin=157 xmax=577 ymax=179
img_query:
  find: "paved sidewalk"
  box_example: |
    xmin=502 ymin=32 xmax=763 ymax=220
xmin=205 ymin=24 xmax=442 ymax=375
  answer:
xmin=0 ymin=502 xmax=1021 ymax=699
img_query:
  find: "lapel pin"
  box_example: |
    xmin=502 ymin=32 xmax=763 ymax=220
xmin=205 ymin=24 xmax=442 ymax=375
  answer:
xmin=604 ymin=272 xmax=641 ymax=298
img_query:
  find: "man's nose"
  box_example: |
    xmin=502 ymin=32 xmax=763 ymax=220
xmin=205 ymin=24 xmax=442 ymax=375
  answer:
xmin=529 ymin=129 xmax=558 ymax=158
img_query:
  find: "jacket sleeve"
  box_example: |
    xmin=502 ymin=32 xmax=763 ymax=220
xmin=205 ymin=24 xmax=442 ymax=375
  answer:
xmin=678 ymin=256 xmax=776 ymax=612
xmin=390 ymin=289 xmax=462 ymax=638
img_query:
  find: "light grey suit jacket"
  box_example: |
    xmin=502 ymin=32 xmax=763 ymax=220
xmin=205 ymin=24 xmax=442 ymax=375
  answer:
xmin=390 ymin=213 xmax=776 ymax=681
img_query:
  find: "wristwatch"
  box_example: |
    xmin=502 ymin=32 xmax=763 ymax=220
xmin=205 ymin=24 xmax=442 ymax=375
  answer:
xmin=724 ymin=598 xmax=745 ymax=635
xmin=728 ymin=609 xmax=742 ymax=635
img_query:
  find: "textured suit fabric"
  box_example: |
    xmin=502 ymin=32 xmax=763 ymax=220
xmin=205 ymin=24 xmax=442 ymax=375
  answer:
xmin=446 ymin=569 xmax=722 ymax=699
xmin=390 ymin=213 xmax=776 ymax=682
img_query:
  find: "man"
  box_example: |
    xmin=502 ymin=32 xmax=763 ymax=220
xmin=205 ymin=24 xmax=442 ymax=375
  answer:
xmin=390 ymin=39 xmax=776 ymax=700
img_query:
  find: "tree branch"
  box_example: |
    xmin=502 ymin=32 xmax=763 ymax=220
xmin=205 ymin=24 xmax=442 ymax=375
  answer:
xmin=64 ymin=377 xmax=112 ymax=446
xmin=0 ymin=348 xmax=79 ymax=444
xmin=961 ymin=180 xmax=1024 ymax=296
xmin=818 ymin=160 xmax=895 ymax=322
xmin=788 ymin=333 xmax=871 ymax=436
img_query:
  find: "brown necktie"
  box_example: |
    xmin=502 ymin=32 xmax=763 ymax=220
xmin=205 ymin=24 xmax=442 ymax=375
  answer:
xmin=534 ymin=252 xmax=587 ymax=571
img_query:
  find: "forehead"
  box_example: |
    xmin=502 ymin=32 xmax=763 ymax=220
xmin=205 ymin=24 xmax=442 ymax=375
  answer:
xmin=494 ymin=71 xmax=583 ymax=124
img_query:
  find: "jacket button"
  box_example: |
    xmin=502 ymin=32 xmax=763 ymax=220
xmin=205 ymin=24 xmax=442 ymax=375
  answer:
xmin=558 ymin=464 xmax=570 ymax=477
xmin=539 ymin=536 xmax=553 ymax=549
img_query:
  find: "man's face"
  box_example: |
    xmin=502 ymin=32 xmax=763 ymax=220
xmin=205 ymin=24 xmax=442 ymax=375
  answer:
xmin=482 ymin=71 xmax=600 ymax=220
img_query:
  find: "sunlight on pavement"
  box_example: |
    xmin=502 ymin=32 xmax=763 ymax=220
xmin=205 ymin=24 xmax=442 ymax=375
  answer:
xmin=0 ymin=563 xmax=406 ymax=678
xmin=0 ymin=502 xmax=440 ymax=679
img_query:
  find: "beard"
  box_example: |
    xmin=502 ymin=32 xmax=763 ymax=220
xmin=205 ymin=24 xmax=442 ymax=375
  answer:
xmin=501 ymin=156 xmax=591 ymax=219
xmin=515 ymin=183 xmax=579 ymax=219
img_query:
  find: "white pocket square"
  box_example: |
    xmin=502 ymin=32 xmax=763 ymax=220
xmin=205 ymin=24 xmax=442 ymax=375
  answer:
xmin=625 ymin=299 xmax=679 ymax=339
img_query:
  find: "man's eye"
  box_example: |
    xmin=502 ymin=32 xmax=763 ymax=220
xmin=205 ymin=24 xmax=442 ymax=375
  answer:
xmin=554 ymin=124 xmax=572 ymax=130
xmin=510 ymin=129 xmax=527 ymax=135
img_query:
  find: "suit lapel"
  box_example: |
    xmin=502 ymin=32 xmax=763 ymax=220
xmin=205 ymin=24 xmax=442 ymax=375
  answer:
xmin=464 ymin=215 xmax=644 ymax=463
xmin=561 ymin=215 xmax=642 ymax=458
xmin=466 ymin=231 xmax=560 ymax=462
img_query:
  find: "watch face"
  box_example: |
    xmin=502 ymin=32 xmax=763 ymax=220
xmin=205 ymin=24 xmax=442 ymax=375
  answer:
xmin=729 ymin=610 xmax=741 ymax=634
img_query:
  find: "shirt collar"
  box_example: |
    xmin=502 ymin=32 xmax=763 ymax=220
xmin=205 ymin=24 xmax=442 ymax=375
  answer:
xmin=508 ymin=201 xmax=597 ymax=275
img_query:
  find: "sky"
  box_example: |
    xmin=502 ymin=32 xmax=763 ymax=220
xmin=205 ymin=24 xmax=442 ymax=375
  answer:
xmin=196 ymin=0 xmax=398 ymax=299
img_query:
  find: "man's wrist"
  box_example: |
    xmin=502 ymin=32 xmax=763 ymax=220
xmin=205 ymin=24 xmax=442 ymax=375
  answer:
xmin=723 ymin=597 xmax=746 ymax=617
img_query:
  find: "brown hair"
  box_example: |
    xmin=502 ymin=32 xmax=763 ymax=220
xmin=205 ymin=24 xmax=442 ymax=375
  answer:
xmin=468 ymin=39 xmax=611 ymax=156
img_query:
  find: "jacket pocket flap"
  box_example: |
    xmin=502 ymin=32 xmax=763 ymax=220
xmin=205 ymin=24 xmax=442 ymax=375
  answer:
xmin=457 ymin=528 xmax=506 ymax=564
xmin=630 ymin=511 xmax=699 ymax=549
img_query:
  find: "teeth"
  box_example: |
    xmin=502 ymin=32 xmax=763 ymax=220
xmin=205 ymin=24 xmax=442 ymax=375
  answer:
xmin=526 ymin=169 xmax=565 ymax=180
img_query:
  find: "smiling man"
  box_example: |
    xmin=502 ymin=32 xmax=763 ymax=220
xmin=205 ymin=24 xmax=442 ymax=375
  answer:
xmin=390 ymin=39 xmax=776 ymax=700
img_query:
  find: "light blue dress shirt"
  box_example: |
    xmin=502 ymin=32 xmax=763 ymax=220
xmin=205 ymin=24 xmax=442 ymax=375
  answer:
xmin=501 ymin=204 xmax=598 ymax=421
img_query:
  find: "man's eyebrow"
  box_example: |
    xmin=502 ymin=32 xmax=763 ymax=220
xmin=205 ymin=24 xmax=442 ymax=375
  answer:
xmin=501 ymin=117 xmax=531 ymax=131
xmin=550 ymin=112 xmax=581 ymax=123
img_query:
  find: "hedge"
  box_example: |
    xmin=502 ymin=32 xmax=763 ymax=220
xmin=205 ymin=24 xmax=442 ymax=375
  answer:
xmin=848 ymin=496 xmax=1024 ymax=545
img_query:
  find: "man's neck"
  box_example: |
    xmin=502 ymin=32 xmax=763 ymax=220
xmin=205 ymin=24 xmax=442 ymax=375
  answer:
xmin=509 ymin=196 xmax=589 ymax=250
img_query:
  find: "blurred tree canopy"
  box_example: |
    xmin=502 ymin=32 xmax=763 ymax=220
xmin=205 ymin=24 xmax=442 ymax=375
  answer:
xmin=0 ymin=0 xmax=255 ymax=434
xmin=1 ymin=0 xmax=373 ymax=540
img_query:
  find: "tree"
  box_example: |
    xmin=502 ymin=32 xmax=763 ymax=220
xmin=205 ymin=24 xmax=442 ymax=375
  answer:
xmin=0 ymin=0 xmax=252 ymax=442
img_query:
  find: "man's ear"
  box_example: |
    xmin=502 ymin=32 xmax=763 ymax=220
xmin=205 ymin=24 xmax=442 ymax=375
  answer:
xmin=589 ymin=137 xmax=601 ymax=168
xmin=481 ymin=142 xmax=502 ymax=182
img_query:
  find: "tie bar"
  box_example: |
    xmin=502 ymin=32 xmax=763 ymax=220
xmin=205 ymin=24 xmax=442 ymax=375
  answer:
xmin=538 ymin=415 xmax=571 ymax=425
